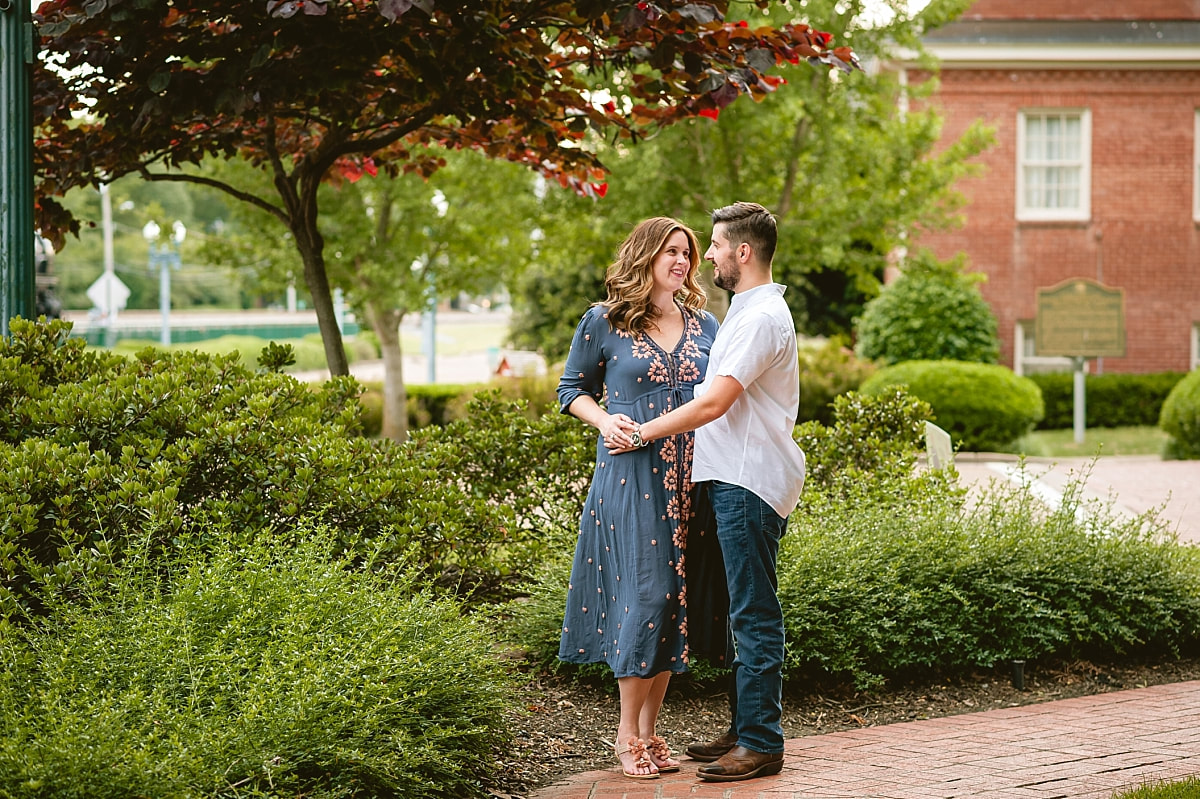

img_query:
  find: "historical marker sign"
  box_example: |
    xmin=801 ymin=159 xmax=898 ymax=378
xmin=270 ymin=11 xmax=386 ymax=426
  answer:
xmin=1035 ymin=278 xmax=1125 ymax=358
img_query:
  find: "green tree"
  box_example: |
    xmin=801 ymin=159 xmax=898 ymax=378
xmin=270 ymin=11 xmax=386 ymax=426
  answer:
xmin=46 ymin=175 xmax=237 ymax=313
xmin=199 ymin=148 xmax=541 ymax=439
xmin=510 ymin=0 xmax=992 ymax=355
xmin=34 ymin=0 xmax=854 ymax=376
xmin=854 ymin=249 xmax=999 ymax=365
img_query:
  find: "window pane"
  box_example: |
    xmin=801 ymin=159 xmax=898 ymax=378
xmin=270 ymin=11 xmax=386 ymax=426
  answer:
xmin=1022 ymin=112 xmax=1085 ymax=212
xmin=1062 ymin=117 xmax=1081 ymax=160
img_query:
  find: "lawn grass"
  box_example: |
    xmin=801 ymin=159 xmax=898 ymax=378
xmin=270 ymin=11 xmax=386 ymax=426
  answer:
xmin=1112 ymin=776 xmax=1200 ymax=798
xmin=399 ymin=321 xmax=510 ymax=356
xmin=1012 ymin=425 xmax=1169 ymax=458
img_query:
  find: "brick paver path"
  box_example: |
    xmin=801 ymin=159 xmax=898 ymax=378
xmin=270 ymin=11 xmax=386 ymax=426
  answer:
xmin=532 ymin=681 xmax=1200 ymax=798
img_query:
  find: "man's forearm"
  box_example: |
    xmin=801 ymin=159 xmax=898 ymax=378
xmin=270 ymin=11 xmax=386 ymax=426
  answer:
xmin=638 ymin=375 xmax=744 ymax=443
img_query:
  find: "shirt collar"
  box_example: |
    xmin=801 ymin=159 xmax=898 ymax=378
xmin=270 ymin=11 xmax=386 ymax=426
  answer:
xmin=727 ymin=282 xmax=786 ymax=318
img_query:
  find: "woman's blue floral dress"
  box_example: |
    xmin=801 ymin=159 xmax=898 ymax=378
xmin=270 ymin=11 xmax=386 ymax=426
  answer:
xmin=556 ymin=303 xmax=722 ymax=677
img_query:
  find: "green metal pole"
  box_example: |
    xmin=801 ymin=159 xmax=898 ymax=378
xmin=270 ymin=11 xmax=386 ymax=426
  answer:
xmin=0 ymin=0 xmax=35 ymax=338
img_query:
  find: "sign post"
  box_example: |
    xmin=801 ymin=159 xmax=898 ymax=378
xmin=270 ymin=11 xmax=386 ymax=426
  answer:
xmin=1035 ymin=279 xmax=1126 ymax=444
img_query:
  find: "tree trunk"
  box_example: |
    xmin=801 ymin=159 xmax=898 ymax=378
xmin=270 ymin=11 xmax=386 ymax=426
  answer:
xmin=291 ymin=211 xmax=350 ymax=377
xmin=365 ymin=300 xmax=408 ymax=441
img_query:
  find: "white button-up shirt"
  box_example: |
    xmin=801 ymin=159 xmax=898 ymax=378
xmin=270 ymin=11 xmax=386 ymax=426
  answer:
xmin=691 ymin=283 xmax=806 ymax=518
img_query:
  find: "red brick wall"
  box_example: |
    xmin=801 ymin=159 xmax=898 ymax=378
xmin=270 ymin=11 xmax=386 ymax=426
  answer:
xmin=915 ymin=68 xmax=1200 ymax=373
xmin=963 ymin=0 xmax=1200 ymax=20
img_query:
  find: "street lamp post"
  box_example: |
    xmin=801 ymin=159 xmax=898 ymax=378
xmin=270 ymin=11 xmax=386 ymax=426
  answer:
xmin=1 ymin=1 xmax=35 ymax=338
xmin=143 ymin=220 xmax=186 ymax=346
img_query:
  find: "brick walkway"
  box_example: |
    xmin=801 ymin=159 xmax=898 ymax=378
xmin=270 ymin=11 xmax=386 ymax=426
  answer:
xmin=531 ymin=681 xmax=1200 ymax=799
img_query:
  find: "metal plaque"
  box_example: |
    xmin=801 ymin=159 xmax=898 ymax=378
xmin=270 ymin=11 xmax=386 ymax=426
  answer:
xmin=1035 ymin=278 xmax=1126 ymax=358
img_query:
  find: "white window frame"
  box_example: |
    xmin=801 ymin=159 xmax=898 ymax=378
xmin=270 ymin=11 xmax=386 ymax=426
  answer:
xmin=1194 ymin=110 xmax=1200 ymax=223
xmin=1014 ymin=320 xmax=1073 ymax=376
xmin=1192 ymin=323 xmax=1199 ymax=372
xmin=1017 ymin=108 xmax=1092 ymax=222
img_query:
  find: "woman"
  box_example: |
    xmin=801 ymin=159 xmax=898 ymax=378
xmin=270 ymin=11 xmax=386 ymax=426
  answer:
xmin=556 ymin=217 xmax=720 ymax=780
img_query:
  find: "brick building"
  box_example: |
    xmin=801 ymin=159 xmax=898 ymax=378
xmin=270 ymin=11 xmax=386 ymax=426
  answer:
xmin=908 ymin=0 xmax=1200 ymax=374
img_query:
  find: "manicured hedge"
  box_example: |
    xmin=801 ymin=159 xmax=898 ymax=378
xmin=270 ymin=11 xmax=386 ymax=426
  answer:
xmin=1160 ymin=368 xmax=1200 ymax=459
xmin=854 ymin=269 xmax=999 ymax=366
xmin=859 ymin=360 xmax=1044 ymax=452
xmin=1029 ymin=371 xmax=1185 ymax=430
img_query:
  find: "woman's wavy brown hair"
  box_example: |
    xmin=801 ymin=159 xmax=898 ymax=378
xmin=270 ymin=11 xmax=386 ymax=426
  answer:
xmin=600 ymin=217 xmax=706 ymax=335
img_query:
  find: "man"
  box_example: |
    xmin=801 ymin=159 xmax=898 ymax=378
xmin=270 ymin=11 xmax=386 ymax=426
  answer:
xmin=614 ymin=201 xmax=806 ymax=782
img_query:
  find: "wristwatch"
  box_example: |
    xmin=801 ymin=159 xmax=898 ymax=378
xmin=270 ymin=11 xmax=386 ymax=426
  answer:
xmin=630 ymin=430 xmax=650 ymax=448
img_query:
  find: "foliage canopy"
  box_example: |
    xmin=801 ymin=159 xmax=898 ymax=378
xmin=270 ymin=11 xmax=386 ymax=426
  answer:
xmin=34 ymin=0 xmax=856 ymax=374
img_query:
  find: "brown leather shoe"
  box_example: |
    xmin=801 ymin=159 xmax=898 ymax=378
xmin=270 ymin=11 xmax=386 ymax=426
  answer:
xmin=684 ymin=730 xmax=738 ymax=762
xmin=696 ymin=746 xmax=784 ymax=782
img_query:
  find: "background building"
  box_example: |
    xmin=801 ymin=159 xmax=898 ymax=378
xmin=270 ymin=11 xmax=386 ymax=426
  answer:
xmin=910 ymin=0 xmax=1200 ymax=374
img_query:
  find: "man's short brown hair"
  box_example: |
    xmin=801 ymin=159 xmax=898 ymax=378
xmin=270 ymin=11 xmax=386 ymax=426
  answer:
xmin=711 ymin=202 xmax=777 ymax=264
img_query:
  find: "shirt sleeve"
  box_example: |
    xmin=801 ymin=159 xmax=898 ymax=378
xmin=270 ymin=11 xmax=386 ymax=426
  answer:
xmin=711 ymin=309 xmax=786 ymax=390
xmin=557 ymin=306 xmax=607 ymax=415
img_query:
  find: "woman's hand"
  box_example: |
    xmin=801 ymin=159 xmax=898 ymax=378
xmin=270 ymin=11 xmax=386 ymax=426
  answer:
xmin=603 ymin=417 xmax=641 ymax=455
xmin=600 ymin=413 xmax=637 ymax=451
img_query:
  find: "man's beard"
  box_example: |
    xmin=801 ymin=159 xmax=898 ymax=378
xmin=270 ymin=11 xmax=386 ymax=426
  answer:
xmin=713 ymin=262 xmax=739 ymax=291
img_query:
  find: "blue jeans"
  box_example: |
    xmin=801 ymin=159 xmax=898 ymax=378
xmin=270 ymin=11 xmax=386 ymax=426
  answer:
xmin=707 ymin=480 xmax=788 ymax=754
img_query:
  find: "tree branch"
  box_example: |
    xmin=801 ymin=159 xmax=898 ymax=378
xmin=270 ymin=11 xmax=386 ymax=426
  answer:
xmin=138 ymin=169 xmax=289 ymax=224
xmin=777 ymin=114 xmax=812 ymax=218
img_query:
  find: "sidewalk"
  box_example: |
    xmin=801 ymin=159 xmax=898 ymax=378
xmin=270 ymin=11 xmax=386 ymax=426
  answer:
xmin=951 ymin=453 xmax=1200 ymax=544
xmin=532 ymin=680 xmax=1200 ymax=798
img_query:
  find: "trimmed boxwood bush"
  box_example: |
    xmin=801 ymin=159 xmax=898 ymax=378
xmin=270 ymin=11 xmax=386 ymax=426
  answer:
xmin=1160 ymin=368 xmax=1200 ymax=459
xmin=1030 ymin=371 xmax=1185 ymax=430
xmin=854 ymin=267 xmax=999 ymax=366
xmin=860 ymin=360 xmax=1044 ymax=452
xmin=0 ymin=531 xmax=515 ymax=798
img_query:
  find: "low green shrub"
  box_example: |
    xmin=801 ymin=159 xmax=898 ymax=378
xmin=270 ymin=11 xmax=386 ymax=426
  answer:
xmin=409 ymin=391 xmax=595 ymax=586
xmin=1160 ymin=369 xmax=1200 ymax=459
xmin=493 ymin=370 xmax=564 ymax=419
xmin=854 ymin=264 xmax=1000 ymax=366
xmin=0 ymin=531 xmax=515 ymax=798
xmin=106 ymin=332 xmax=377 ymax=373
xmin=408 ymin=382 xmax=477 ymax=427
xmin=860 ymin=360 xmax=1044 ymax=452
xmin=502 ymin=388 xmax=1200 ymax=690
xmin=795 ymin=387 xmax=938 ymax=495
xmin=357 ymin=382 xmax=479 ymax=436
xmin=356 ymin=373 xmax=561 ymax=437
xmin=782 ymin=472 xmax=1200 ymax=688
xmin=1030 ymin=371 xmax=1185 ymax=430
xmin=797 ymin=338 xmax=878 ymax=425
xmin=0 ymin=319 xmax=509 ymax=621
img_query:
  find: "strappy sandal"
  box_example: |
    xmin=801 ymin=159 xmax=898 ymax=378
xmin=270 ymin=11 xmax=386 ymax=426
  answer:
xmin=613 ymin=736 xmax=659 ymax=780
xmin=647 ymin=734 xmax=681 ymax=773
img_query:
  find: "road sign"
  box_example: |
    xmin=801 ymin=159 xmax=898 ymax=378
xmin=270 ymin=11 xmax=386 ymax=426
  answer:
xmin=86 ymin=272 xmax=131 ymax=315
